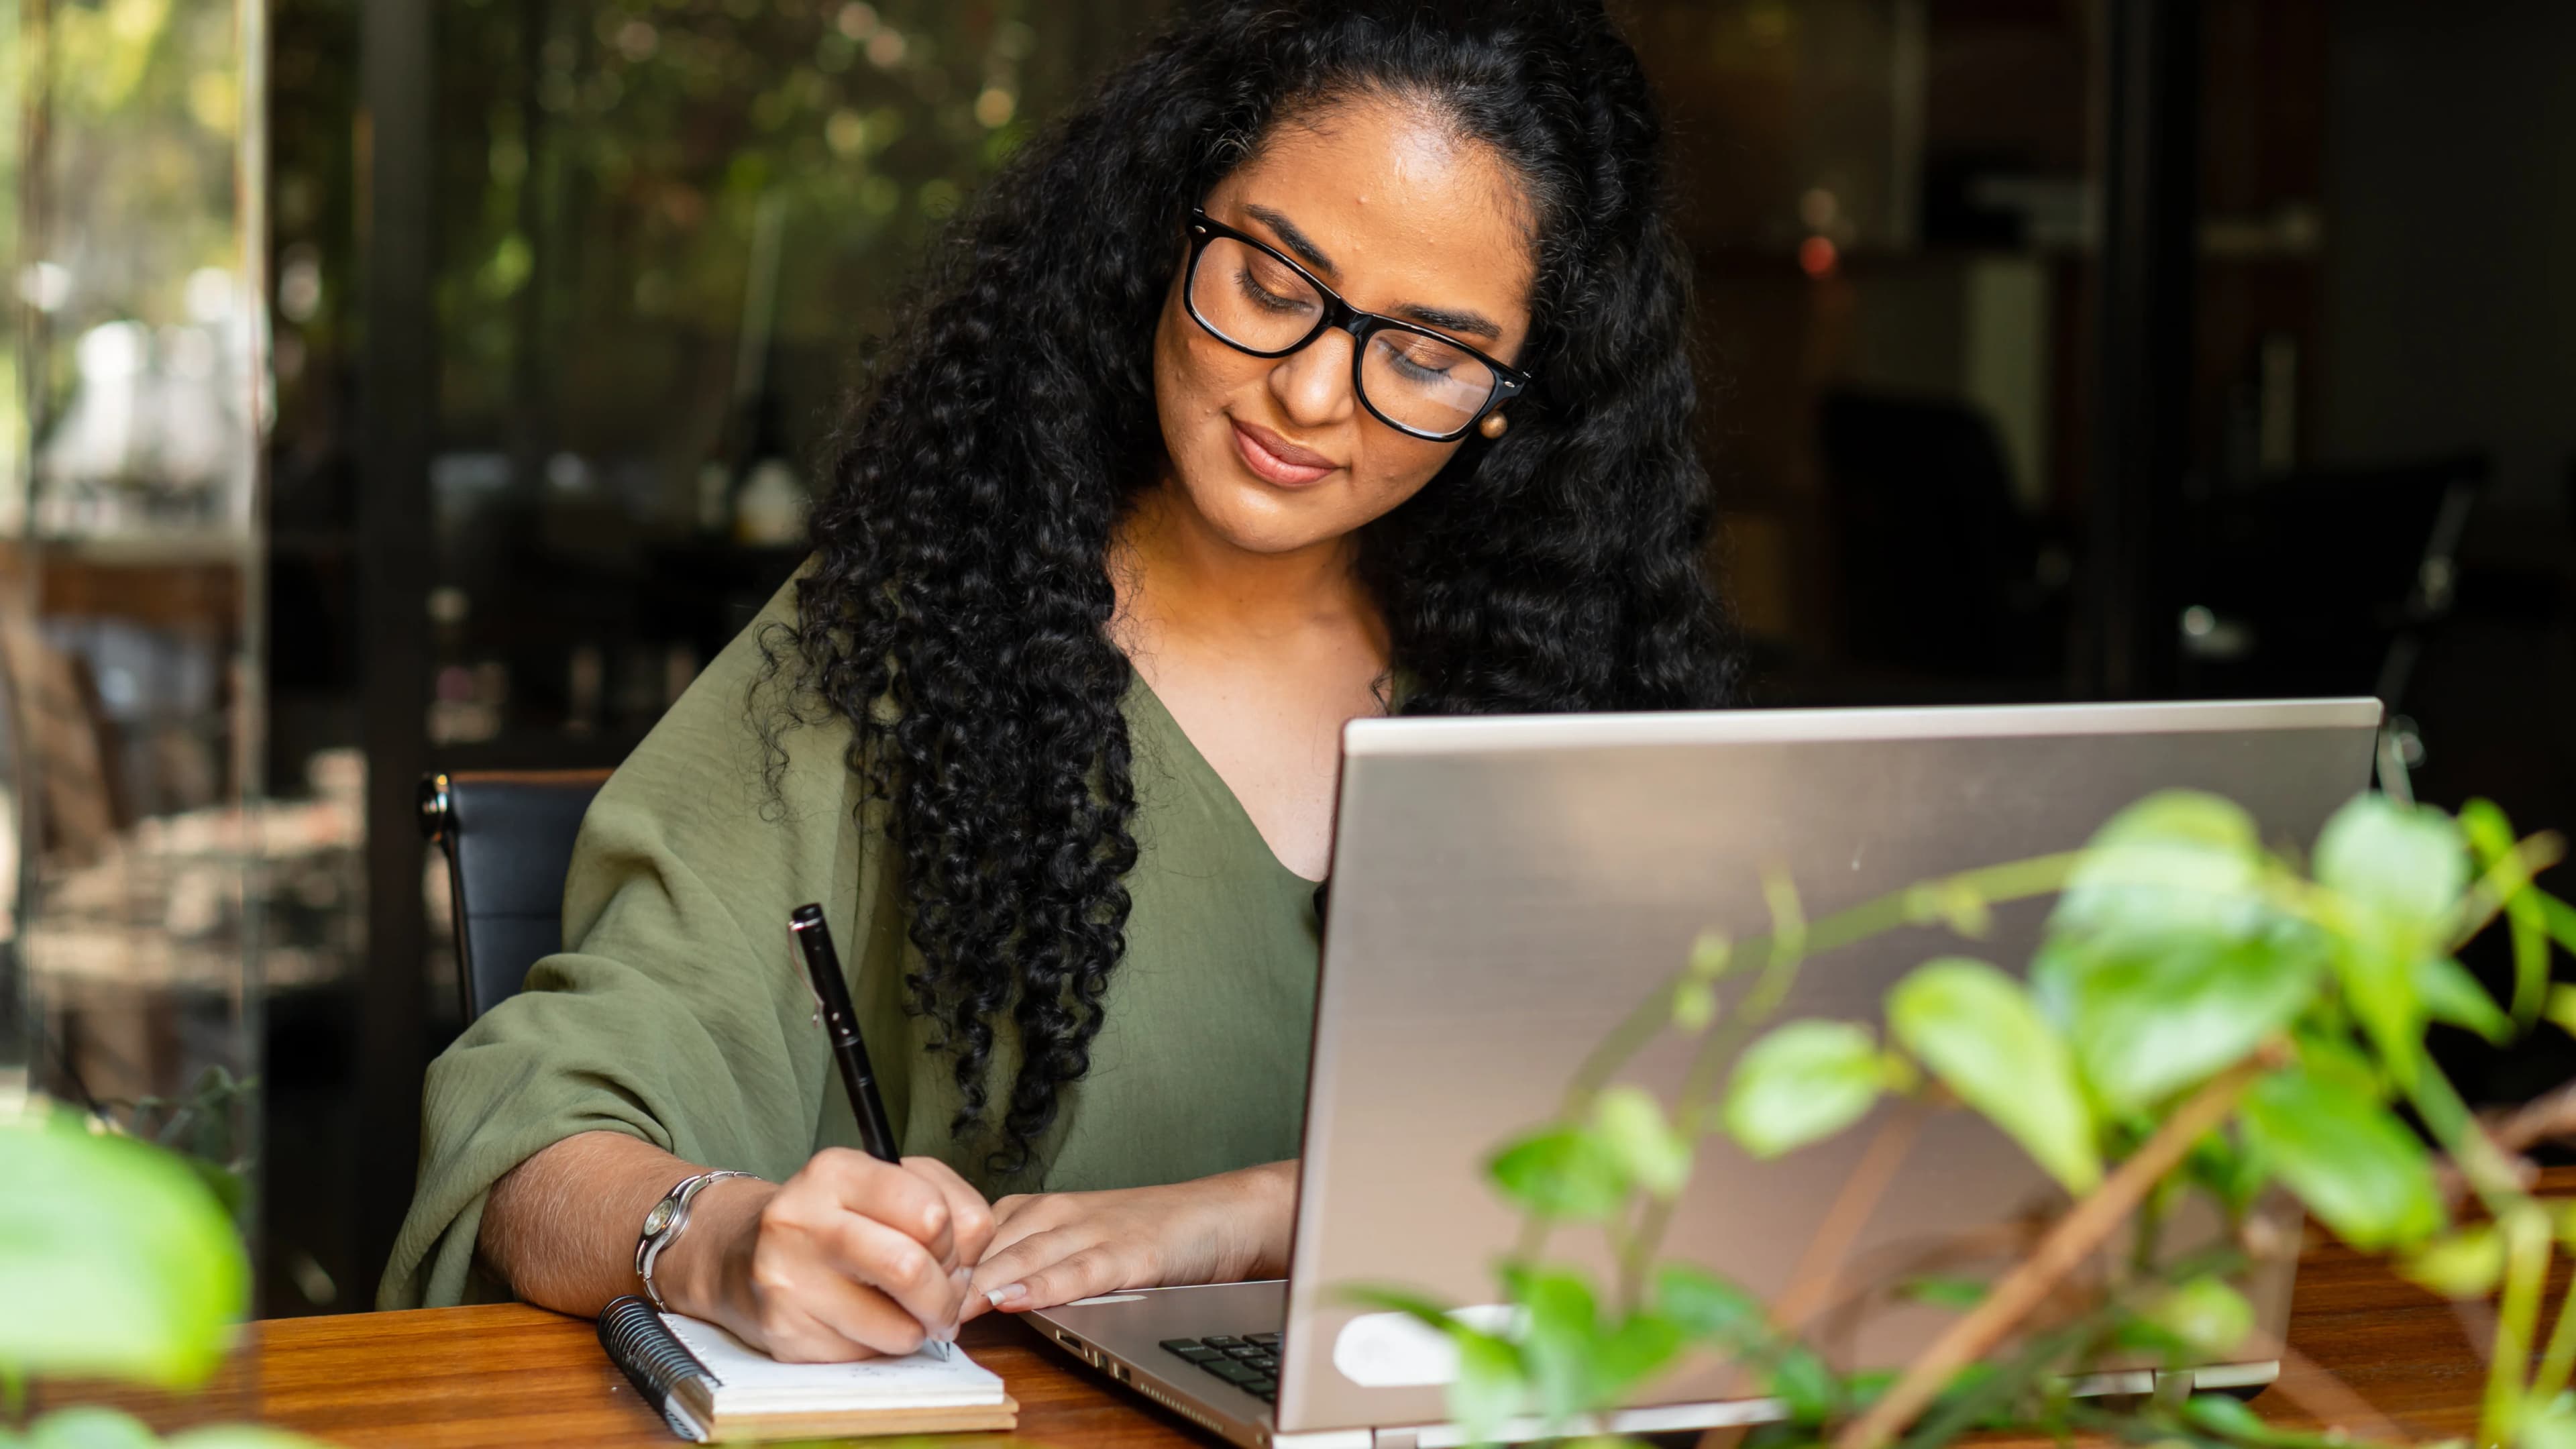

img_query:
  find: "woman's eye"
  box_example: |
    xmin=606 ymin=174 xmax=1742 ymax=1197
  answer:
xmin=1385 ymin=341 xmax=1460 ymax=382
xmin=1234 ymin=265 xmax=1311 ymax=315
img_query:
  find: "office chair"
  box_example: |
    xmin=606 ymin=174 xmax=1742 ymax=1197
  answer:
xmin=2175 ymin=453 xmax=2486 ymax=706
xmin=1817 ymin=388 xmax=2067 ymax=682
xmin=417 ymin=768 xmax=612 ymax=1022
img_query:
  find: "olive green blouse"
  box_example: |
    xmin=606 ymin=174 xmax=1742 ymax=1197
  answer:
xmin=378 ymin=578 xmax=1323 ymax=1309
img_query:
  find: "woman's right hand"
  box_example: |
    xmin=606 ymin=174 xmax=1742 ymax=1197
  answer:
xmin=668 ymin=1150 xmax=996 ymax=1362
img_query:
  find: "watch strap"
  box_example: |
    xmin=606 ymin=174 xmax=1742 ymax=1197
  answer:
xmin=633 ymin=1169 xmax=757 ymax=1313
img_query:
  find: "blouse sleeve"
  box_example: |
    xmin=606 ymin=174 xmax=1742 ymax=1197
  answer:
xmin=377 ymin=580 xmax=900 ymax=1309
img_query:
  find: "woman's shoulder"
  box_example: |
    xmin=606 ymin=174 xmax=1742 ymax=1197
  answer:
xmin=592 ymin=564 xmax=861 ymax=835
xmin=612 ymin=561 xmax=1190 ymax=833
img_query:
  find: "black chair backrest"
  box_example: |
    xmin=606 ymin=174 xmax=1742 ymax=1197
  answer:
xmin=418 ymin=768 xmax=612 ymax=1022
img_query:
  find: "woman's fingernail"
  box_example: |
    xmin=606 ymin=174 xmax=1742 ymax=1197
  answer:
xmin=985 ymin=1283 xmax=1027 ymax=1309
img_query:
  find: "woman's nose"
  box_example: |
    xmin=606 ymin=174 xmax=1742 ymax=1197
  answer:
xmin=1267 ymin=328 xmax=1358 ymax=429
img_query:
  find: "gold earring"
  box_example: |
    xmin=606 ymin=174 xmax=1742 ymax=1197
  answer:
xmin=1478 ymin=411 xmax=1509 ymax=439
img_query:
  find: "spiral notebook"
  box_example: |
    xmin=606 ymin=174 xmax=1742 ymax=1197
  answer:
xmin=597 ymin=1295 xmax=1018 ymax=1442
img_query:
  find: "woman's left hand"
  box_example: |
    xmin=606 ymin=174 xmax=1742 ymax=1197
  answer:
xmin=963 ymin=1160 xmax=1296 ymax=1318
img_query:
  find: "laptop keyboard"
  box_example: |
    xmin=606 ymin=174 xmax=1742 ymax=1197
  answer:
xmin=1160 ymin=1334 xmax=1283 ymax=1403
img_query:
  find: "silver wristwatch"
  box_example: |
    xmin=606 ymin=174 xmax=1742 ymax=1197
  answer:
xmin=634 ymin=1169 xmax=757 ymax=1311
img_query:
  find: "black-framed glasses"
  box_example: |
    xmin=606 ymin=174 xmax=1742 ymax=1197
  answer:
xmin=1183 ymin=209 xmax=1531 ymax=442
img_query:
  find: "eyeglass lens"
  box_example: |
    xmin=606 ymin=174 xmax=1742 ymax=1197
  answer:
xmin=1190 ymin=234 xmax=1496 ymax=438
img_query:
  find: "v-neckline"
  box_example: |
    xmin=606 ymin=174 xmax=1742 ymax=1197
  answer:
xmin=1127 ymin=670 xmax=1328 ymax=887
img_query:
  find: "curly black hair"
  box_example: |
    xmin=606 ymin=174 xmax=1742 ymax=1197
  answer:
xmin=772 ymin=0 xmax=1737 ymax=1175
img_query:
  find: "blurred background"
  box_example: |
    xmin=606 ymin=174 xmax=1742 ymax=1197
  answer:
xmin=1 ymin=0 xmax=2571 ymax=1320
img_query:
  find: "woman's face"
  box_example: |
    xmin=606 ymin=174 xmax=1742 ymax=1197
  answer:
xmin=1151 ymin=97 xmax=1537 ymax=557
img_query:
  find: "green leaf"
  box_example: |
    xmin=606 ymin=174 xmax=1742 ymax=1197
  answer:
xmin=2141 ymin=1277 xmax=2255 ymax=1357
xmin=1651 ymin=1262 xmax=1834 ymax=1419
xmin=1506 ymin=1265 xmax=1684 ymax=1421
xmin=2037 ymin=792 xmax=2326 ymax=1111
xmin=0 ymin=1109 xmax=250 ymax=1388
xmin=1688 ymin=931 xmax=1732 ymax=978
xmin=2182 ymin=1125 xmax=2272 ymax=1218
xmin=1489 ymin=1127 xmax=1629 ymax=1222
xmin=2316 ymin=794 xmax=2471 ymax=941
xmin=2414 ymin=955 xmax=2512 ymax=1043
xmin=1671 ymin=979 xmax=1717 ymax=1034
xmin=2296 ymin=1030 xmax=2386 ymax=1101
xmin=1898 ymin=1275 xmax=1986 ymax=1310
xmin=2524 ymin=1395 xmax=2576 ymax=1449
xmin=1593 ymin=1087 xmax=1691 ymax=1199
xmin=2336 ymin=934 xmax=2430 ymax=1087
xmin=25 ymin=1409 xmax=160 ymax=1449
xmin=1764 ymin=1346 xmax=1838 ymax=1426
xmin=2461 ymin=799 xmax=2551 ymax=1026
xmin=1653 ymin=1264 xmax=1766 ymax=1344
xmin=1517 ymin=1266 xmax=1603 ymax=1422
xmin=2179 ymin=1393 xmax=2280 ymax=1443
xmin=1888 ymin=959 xmax=2102 ymax=1193
xmin=2033 ymin=926 xmax=2324 ymax=1113
xmin=1340 ymin=1285 xmax=1457 ymax=1330
xmin=2549 ymin=983 xmax=2576 ymax=1040
xmin=2315 ymin=800 xmax=2469 ymax=1079
xmin=2239 ymin=1065 xmax=2445 ymax=1250
xmin=1448 ymin=1328 xmax=1527 ymax=1447
xmin=2051 ymin=792 xmax=2272 ymax=950
xmin=1721 ymin=1021 xmax=1884 ymax=1159
xmin=1589 ymin=1311 xmax=1687 ymax=1405
xmin=2400 ymin=1224 xmax=2506 ymax=1298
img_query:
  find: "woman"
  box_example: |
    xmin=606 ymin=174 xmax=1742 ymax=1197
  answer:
xmin=382 ymin=0 xmax=1734 ymax=1362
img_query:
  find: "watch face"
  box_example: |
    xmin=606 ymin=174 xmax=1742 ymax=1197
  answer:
xmin=643 ymin=1201 xmax=676 ymax=1236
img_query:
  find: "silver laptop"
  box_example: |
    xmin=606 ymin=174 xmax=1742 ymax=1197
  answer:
xmin=1031 ymin=698 xmax=2383 ymax=1449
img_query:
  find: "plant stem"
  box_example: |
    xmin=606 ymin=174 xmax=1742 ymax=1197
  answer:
xmin=1830 ymin=1055 xmax=2271 ymax=1449
xmin=2485 ymin=1078 xmax=2576 ymax=1160
xmin=1772 ymin=1102 xmax=1927 ymax=1332
xmin=2408 ymin=1065 xmax=2528 ymax=1222
xmin=1617 ymin=874 xmax=1816 ymax=1304
xmin=1557 ymin=853 xmax=2082 ymax=1118
xmin=2447 ymin=835 xmax=2567 ymax=955
xmin=2530 ymin=1233 xmax=2576 ymax=1407
xmin=1619 ymin=861 xmax=2082 ymax=1322
xmin=1898 ymin=1317 xmax=2102 ymax=1449
xmin=2483 ymin=1206 xmax=2552 ymax=1448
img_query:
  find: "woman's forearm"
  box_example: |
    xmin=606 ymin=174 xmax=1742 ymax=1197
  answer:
xmin=1236 ymin=1159 xmax=1299 ymax=1279
xmin=478 ymin=1130 xmax=772 ymax=1319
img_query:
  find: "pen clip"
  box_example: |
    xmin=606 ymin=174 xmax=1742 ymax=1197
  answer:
xmin=789 ymin=915 xmax=826 ymax=1026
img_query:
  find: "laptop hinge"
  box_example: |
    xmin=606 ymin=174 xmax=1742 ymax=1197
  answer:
xmin=1373 ymin=1430 xmax=1421 ymax=1449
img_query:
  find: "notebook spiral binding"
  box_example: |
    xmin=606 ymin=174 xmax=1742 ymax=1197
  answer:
xmin=598 ymin=1295 xmax=722 ymax=1442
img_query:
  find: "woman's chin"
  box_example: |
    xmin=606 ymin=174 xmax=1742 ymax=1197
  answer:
xmin=1175 ymin=472 xmax=1357 ymax=556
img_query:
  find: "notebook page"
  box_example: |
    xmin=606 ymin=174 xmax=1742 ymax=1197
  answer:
xmin=661 ymin=1315 xmax=1008 ymax=1414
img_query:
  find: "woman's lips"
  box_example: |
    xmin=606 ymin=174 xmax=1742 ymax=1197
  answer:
xmin=1230 ymin=417 xmax=1338 ymax=487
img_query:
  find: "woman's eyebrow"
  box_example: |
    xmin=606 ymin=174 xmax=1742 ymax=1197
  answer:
xmin=1389 ymin=301 xmax=1503 ymax=341
xmin=1242 ymin=203 xmax=1506 ymax=343
xmin=1244 ymin=203 xmax=1338 ymax=274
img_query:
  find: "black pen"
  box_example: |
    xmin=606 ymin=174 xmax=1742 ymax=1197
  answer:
xmin=788 ymin=902 xmax=953 ymax=1359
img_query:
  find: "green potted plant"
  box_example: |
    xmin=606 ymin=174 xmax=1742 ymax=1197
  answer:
xmin=1 ymin=1097 xmax=329 ymax=1448
xmin=1360 ymin=789 xmax=2576 ymax=1449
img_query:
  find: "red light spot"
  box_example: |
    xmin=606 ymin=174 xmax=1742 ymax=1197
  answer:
xmin=1798 ymin=234 xmax=1838 ymax=279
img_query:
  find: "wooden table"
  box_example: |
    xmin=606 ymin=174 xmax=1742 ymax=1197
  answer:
xmin=219 ymin=1227 xmax=2505 ymax=1449
xmin=250 ymin=1307 xmax=1165 ymax=1448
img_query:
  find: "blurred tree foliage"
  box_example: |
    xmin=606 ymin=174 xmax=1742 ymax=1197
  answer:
xmin=269 ymin=0 xmax=1171 ymax=533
